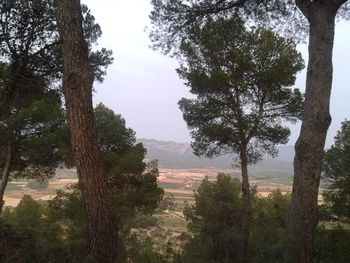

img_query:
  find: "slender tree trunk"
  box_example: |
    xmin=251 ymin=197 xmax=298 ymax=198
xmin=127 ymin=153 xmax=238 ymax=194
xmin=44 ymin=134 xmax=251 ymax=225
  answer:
xmin=0 ymin=143 xmax=13 ymax=212
xmin=55 ymin=1 xmax=117 ymax=262
xmin=284 ymin=1 xmax=345 ymax=262
xmin=239 ymin=148 xmax=251 ymax=263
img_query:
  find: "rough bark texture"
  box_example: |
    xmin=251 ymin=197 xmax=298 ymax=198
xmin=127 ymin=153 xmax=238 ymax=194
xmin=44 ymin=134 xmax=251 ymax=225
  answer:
xmin=0 ymin=143 xmax=13 ymax=212
xmin=55 ymin=0 xmax=117 ymax=262
xmin=284 ymin=1 xmax=346 ymax=262
xmin=239 ymin=149 xmax=251 ymax=263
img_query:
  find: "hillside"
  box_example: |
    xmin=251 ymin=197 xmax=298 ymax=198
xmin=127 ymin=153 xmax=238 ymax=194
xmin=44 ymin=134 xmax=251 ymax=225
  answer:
xmin=138 ymin=138 xmax=294 ymax=177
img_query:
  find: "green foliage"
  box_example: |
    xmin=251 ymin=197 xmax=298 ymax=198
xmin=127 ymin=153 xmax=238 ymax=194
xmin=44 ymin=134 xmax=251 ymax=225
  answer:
xmin=126 ymin=235 xmax=166 ymax=263
xmin=0 ymin=0 xmax=59 ymax=81
xmin=250 ymin=190 xmax=291 ymax=262
xmin=0 ymin=0 xmax=112 ymax=189
xmin=0 ymin=193 xmax=169 ymax=263
xmin=95 ymin=103 xmax=136 ymax=153
xmin=149 ymin=0 xmax=312 ymax=56
xmin=4 ymin=195 xmax=44 ymax=230
xmin=0 ymin=104 xmax=164 ymax=261
xmin=94 ymin=103 xmax=144 ymax=180
xmin=323 ymin=119 xmax=350 ymax=222
xmin=177 ymin=18 xmax=304 ymax=163
xmin=0 ymin=0 xmax=113 ymax=83
xmin=177 ymin=23 xmax=301 ymax=258
xmin=0 ymin=196 xmax=65 ymax=263
xmin=314 ymin=225 xmax=350 ymax=263
xmin=179 ymin=175 xmax=293 ymax=263
xmin=2 ymin=183 xmax=350 ymax=262
xmin=46 ymin=179 xmax=163 ymax=261
xmin=93 ymin=104 xmax=164 ymax=227
xmin=0 ymin=64 xmax=66 ymax=180
xmin=46 ymin=188 xmax=87 ymax=261
xmin=44 ymin=105 xmax=164 ymax=261
xmin=178 ymin=173 xmax=350 ymax=262
xmin=182 ymin=173 xmax=242 ymax=262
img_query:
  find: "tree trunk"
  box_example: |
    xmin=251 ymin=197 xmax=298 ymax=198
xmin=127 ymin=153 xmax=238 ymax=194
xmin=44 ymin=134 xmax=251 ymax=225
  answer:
xmin=55 ymin=1 xmax=117 ymax=262
xmin=239 ymin=148 xmax=251 ymax=263
xmin=0 ymin=143 xmax=13 ymax=212
xmin=284 ymin=1 xmax=344 ymax=262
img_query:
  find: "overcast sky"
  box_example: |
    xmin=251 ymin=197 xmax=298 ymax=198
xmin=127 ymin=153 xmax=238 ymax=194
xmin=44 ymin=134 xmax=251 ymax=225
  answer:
xmin=83 ymin=0 xmax=350 ymax=147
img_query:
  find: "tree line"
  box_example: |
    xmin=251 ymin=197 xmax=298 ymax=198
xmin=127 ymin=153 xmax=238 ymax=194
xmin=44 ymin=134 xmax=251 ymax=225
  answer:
xmin=0 ymin=0 xmax=349 ymax=262
xmin=1 ymin=123 xmax=350 ymax=262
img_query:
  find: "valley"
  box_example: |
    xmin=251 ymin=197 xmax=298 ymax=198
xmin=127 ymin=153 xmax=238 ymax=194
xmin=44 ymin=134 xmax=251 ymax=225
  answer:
xmin=3 ymin=139 xmax=326 ymax=208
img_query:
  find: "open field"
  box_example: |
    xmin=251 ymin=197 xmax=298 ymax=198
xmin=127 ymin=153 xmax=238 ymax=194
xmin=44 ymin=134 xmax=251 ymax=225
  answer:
xmin=3 ymin=167 xmax=325 ymax=208
xmin=3 ymin=177 xmax=78 ymax=207
xmin=158 ymin=167 xmax=294 ymax=198
xmin=157 ymin=167 xmax=326 ymax=202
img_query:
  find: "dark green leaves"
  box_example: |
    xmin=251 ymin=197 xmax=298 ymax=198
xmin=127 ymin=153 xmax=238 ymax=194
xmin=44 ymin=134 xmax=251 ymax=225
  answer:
xmin=178 ymin=18 xmax=304 ymax=163
xmin=149 ymin=0 xmax=309 ymax=56
xmin=182 ymin=174 xmax=242 ymax=262
xmin=95 ymin=103 xmax=136 ymax=153
xmin=323 ymin=119 xmax=350 ymax=222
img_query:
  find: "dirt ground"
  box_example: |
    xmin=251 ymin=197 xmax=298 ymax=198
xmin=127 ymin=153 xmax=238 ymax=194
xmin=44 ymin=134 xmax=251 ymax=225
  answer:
xmin=3 ymin=178 xmax=78 ymax=208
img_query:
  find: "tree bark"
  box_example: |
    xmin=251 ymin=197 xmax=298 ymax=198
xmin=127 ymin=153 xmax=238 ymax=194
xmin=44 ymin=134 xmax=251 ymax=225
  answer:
xmin=55 ymin=1 xmax=117 ymax=262
xmin=284 ymin=1 xmax=345 ymax=262
xmin=239 ymin=148 xmax=251 ymax=263
xmin=0 ymin=143 xmax=13 ymax=212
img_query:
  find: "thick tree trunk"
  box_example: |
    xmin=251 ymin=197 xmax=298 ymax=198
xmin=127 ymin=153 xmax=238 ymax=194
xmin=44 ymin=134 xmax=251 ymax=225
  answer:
xmin=0 ymin=143 xmax=13 ymax=212
xmin=284 ymin=1 xmax=344 ymax=262
xmin=55 ymin=1 xmax=117 ymax=262
xmin=239 ymin=149 xmax=251 ymax=263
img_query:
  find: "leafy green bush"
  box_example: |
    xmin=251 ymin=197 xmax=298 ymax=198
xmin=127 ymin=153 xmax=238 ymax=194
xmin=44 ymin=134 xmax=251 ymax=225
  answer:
xmin=250 ymin=190 xmax=291 ymax=262
xmin=314 ymin=224 xmax=350 ymax=262
xmin=181 ymin=173 xmax=242 ymax=263
xmin=0 ymin=195 xmax=66 ymax=263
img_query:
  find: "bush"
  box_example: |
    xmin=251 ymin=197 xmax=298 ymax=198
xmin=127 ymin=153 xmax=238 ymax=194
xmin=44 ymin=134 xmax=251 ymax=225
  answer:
xmin=314 ymin=224 xmax=350 ymax=262
xmin=0 ymin=195 xmax=66 ymax=263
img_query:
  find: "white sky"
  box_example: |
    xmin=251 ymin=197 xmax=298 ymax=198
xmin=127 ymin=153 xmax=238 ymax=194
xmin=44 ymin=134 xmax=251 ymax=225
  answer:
xmin=83 ymin=0 xmax=350 ymax=147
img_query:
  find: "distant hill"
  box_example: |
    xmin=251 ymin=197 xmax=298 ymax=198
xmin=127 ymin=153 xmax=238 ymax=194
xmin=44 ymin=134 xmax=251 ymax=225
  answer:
xmin=138 ymin=139 xmax=233 ymax=169
xmin=138 ymin=138 xmax=294 ymax=177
